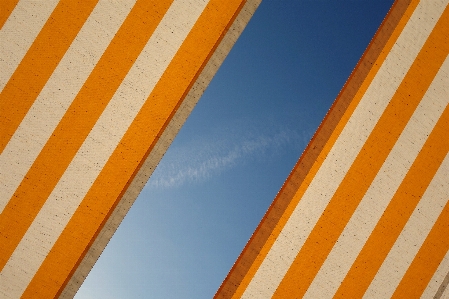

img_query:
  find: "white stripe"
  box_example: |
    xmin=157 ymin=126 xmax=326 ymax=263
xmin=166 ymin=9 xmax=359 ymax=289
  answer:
xmin=304 ymin=55 xmax=449 ymax=299
xmin=0 ymin=0 xmax=136 ymax=213
xmin=0 ymin=0 xmax=209 ymax=297
xmin=0 ymin=0 xmax=59 ymax=92
xmin=364 ymin=153 xmax=449 ymax=299
xmin=422 ymin=250 xmax=449 ymax=299
xmin=241 ymin=0 xmax=448 ymax=297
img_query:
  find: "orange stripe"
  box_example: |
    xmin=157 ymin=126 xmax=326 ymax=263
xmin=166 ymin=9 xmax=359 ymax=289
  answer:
xmin=22 ymin=0 xmax=246 ymax=297
xmin=392 ymin=196 xmax=449 ymax=298
xmin=230 ymin=1 xmax=419 ymax=297
xmin=272 ymin=5 xmax=449 ymax=298
xmin=0 ymin=0 xmax=98 ymax=154
xmin=335 ymin=101 xmax=449 ymax=298
xmin=0 ymin=0 xmax=173 ymax=271
xmin=0 ymin=0 xmax=19 ymax=29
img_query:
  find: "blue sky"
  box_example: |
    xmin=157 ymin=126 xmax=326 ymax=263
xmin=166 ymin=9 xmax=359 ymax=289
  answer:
xmin=76 ymin=1 xmax=394 ymax=298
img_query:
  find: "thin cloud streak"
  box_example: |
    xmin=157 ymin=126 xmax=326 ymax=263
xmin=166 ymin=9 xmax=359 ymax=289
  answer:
xmin=148 ymin=124 xmax=310 ymax=189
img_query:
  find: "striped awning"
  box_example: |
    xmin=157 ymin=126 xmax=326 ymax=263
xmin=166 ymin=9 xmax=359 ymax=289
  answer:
xmin=216 ymin=0 xmax=449 ymax=298
xmin=0 ymin=0 xmax=260 ymax=297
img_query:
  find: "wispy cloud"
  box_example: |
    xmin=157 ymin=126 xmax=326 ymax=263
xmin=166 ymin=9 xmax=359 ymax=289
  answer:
xmin=147 ymin=120 xmax=311 ymax=189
